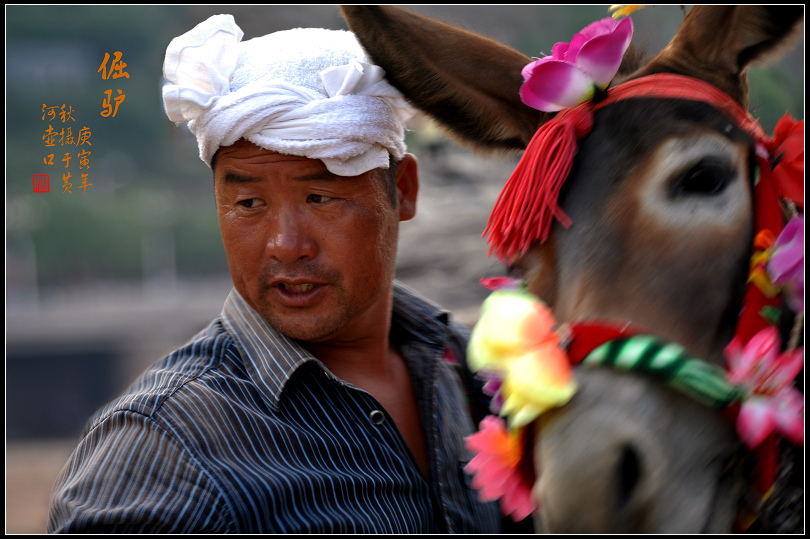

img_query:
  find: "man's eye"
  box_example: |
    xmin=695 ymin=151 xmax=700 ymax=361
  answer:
xmin=307 ymin=194 xmax=333 ymax=204
xmin=237 ymin=198 xmax=262 ymax=208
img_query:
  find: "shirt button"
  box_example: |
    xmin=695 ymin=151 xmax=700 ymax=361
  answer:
xmin=369 ymin=410 xmax=385 ymax=426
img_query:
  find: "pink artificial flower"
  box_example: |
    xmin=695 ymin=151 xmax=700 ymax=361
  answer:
xmin=725 ymin=327 xmax=804 ymax=448
xmin=520 ymin=17 xmax=633 ymax=112
xmin=465 ymin=416 xmax=537 ymax=520
xmin=768 ymin=215 xmax=804 ymax=313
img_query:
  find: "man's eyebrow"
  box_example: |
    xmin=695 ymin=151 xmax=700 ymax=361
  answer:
xmin=294 ymin=170 xmax=340 ymax=182
xmin=223 ymin=172 xmax=259 ymax=184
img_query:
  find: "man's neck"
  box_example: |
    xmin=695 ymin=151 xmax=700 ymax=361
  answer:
xmin=302 ymin=308 xmax=395 ymax=385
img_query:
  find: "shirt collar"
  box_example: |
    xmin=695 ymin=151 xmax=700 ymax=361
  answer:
xmin=221 ymin=289 xmax=315 ymax=410
xmin=220 ymin=283 xmax=451 ymax=410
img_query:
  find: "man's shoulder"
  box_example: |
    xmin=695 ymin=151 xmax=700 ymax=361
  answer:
xmin=86 ymin=317 xmax=241 ymax=427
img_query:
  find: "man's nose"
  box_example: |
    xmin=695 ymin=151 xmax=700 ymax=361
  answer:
xmin=265 ymin=206 xmax=318 ymax=264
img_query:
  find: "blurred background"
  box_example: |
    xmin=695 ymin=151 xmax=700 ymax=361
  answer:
xmin=5 ymin=5 xmax=804 ymax=533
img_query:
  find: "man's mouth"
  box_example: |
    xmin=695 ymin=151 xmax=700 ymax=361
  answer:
xmin=270 ymin=280 xmax=326 ymax=308
xmin=280 ymin=283 xmax=317 ymax=293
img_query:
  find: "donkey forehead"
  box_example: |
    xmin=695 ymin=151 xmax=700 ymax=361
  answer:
xmin=588 ymin=98 xmax=753 ymax=155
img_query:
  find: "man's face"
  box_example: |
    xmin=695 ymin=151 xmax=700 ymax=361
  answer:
xmin=214 ymin=140 xmax=417 ymax=344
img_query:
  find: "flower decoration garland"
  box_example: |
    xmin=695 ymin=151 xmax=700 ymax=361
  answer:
xmin=465 ymin=279 xmax=805 ymax=520
xmin=465 ymin=284 xmax=574 ymax=520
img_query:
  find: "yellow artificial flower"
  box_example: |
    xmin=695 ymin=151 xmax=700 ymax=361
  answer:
xmin=469 ymin=289 xmax=577 ymax=428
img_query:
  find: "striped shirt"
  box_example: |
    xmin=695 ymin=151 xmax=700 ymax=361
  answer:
xmin=48 ymin=283 xmax=501 ymax=533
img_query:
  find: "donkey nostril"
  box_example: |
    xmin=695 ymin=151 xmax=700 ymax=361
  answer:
xmin=617 ymin=444 xmax=641 ymax=511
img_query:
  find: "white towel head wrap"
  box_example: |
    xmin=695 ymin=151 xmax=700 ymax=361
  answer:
xmin=162 ymin=14 xmax=417 ymax=176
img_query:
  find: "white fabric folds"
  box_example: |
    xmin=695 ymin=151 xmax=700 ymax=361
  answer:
xmin=162 ymin=14 xmax=417 ymax=176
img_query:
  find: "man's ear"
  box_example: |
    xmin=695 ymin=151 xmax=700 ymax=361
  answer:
xmin=396 ymin=153 xmax=419 ymax=222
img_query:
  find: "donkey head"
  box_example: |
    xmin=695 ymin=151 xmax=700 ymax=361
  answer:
xmin=342 ymin=5 xmax=803 ymax=533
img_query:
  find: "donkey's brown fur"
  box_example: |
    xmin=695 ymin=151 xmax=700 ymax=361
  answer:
xmin=342 ymin=5 xmax=804 ymax=533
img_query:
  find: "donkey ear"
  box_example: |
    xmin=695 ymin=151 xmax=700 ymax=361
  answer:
xmin=637 ymin=6 xmax=804 ymax=106
xmin=340 ymin=5 xmax=547 ymax=151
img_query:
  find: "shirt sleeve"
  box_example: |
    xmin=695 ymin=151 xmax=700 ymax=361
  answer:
xmin=48 ymin=409 xmax=232 ymax=533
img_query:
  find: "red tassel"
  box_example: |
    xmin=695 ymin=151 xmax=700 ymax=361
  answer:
xmin=484 ymin=107 xmax=593 ymax=262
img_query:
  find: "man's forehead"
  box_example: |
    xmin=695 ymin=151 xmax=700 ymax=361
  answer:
xmin=214 ymin=138 xmax=271 ymax=163
xmin=215 ymin=140 xmax=320 ymax=171
xmin=220 ymin=168 xmax=339 ymax=185
xmin=213 ymin=141 xmax=375 ymax=185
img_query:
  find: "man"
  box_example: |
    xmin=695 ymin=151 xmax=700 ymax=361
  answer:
xmin=48 ymin=14 xmax=501 ymax=533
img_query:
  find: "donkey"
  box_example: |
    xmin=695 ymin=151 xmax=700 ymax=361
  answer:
xmin=341 ymin=5 xmax=804 ymax=533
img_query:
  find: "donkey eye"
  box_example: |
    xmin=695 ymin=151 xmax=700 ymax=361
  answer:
xmin=670 ymin=158 xmax=733 ymax=198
